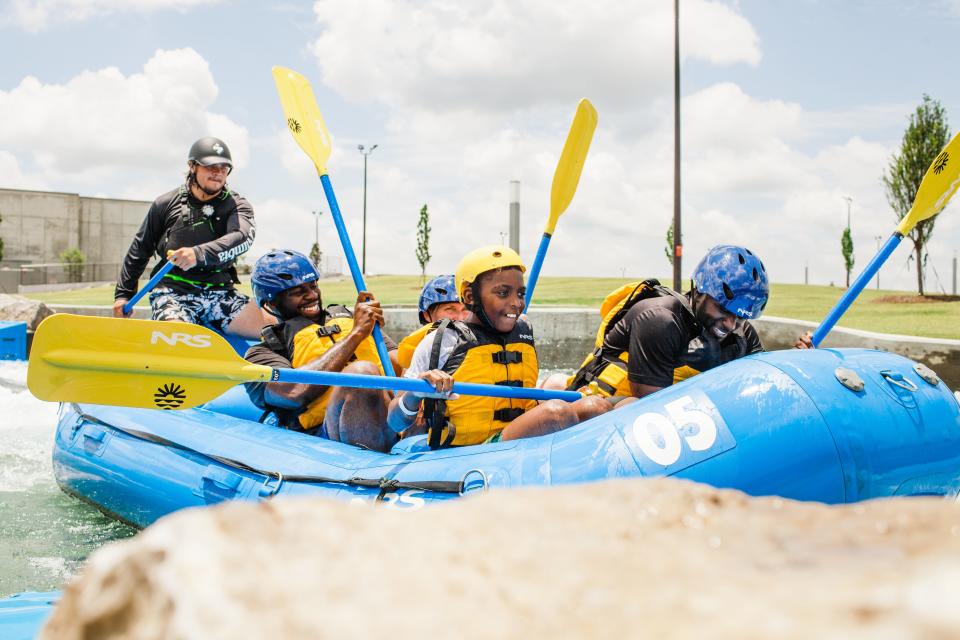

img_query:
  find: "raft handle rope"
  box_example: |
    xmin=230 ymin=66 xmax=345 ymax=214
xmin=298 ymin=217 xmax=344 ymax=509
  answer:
xmin=459 ymin=468 xmax=489 ymax=495
xmin=68 ymin=404 xmax=470 ymax=498
xmin=881 ymin=372 xmax=919 ymax=393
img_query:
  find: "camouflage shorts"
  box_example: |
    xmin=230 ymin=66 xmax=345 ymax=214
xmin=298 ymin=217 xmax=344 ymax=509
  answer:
xmin=149 ymin=286 xmax=250 ymax=334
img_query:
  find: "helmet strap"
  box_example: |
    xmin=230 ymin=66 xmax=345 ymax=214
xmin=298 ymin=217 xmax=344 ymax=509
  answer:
xmin=468 ymin=281 xmax=504 ymax=334
xmin=187 ymin=164 xmax=224 ymax=198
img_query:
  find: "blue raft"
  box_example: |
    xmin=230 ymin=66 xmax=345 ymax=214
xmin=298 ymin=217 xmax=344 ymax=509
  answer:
xmin=51 ymin=347 xmax=960 ymax=529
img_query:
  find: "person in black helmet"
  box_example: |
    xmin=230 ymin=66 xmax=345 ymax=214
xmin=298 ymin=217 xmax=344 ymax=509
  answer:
xmin=113 ymin=137 xmax=265 ymax=337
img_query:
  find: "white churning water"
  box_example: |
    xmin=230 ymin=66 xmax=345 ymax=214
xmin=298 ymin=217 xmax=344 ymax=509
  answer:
xmin=0 ymin=362 xmax=134 ymax=596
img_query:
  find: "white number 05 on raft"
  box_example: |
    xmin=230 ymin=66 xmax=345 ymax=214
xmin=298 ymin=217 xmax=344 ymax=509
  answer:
xmin=624 ymin=392 xmax=736 ymax=472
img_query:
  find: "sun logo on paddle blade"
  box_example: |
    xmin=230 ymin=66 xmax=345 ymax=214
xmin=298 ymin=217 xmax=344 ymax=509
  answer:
xmin=154 ymin=383 xmax=187 ymax=410
xmin=934 ymin=151 xmax=949 ymax=175
xmin=287 ymin=118 xmax=302 ymax=134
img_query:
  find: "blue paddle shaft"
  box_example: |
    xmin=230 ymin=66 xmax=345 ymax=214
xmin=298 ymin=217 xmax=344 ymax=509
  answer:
xmin=812 ymin=232 xmax=903 ymax=347
xmin=123 ymin=260 xmax=175 ymax=315
xmin=274 ymin=367 xmax=582 ymax=402
xmin=319 ymin=174 xmax=397 ymax=377
xmin=524 ymin=232 xmax=552 ymax=309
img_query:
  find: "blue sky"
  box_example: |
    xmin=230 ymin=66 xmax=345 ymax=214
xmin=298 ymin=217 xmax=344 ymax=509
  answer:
xmin=2 ymin=0 xmax=960 ymax=292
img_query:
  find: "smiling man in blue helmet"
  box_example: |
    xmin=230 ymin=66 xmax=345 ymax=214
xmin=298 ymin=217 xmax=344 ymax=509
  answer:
xmin=113 ymin=137 xmax=264 ymax=338
xmin=243 ymin=250 xmax=399 ymax=452
xmin=565 ymin=245 xmax=811 ymax=400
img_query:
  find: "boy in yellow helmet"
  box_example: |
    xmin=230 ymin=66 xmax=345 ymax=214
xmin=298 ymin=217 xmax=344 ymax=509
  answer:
xmin=387 ymin=245 xmax=609 ymax=447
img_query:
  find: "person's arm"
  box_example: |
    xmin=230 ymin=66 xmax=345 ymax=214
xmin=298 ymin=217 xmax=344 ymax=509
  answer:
xmin=114 ymin=200 xmax=165 ymax=311
xmin=386 ymin=330 xmax=456 ymax=433
xmin=192 ymin=193 xmax=256 ymax=268
xmin=267 ymin=293 xmax=384 ymax=407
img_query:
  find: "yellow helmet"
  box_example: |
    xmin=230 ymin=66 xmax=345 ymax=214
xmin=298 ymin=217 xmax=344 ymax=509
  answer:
xmin=454 ymin=245 xmax=526 ymax=298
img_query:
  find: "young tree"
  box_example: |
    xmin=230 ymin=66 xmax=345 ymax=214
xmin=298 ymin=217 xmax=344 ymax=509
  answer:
xmin=59 ymin=248 xmax=86 ymax=283
xmin=416 ymin=204 xmax=431 ymax=284
xmin=663 ymin=221 xmax=674 ymax=266
xmin=309 ymin=242 xmax=322 ymax=272
xmin=841 ymin=227 xmax=854 ymax=288
xmin=883 ymin=95 xmax=950 ymax=295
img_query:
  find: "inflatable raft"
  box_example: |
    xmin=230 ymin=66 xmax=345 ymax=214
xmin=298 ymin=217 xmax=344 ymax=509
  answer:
xmin=51 ymin=347 xmax=960 ymax=529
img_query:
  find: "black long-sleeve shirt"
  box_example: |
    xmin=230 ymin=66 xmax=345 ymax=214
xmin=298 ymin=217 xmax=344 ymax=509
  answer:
xmin=115 ymin=184 xmax=255 ymax=299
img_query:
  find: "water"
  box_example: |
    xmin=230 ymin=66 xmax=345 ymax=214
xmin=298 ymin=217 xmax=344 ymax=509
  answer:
xmin=0 ymin=362 xmax=135 ymax=597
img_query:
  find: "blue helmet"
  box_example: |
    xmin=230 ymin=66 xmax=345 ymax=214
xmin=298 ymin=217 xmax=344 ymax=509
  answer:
xmin=251 ymin=250 xmax=319 ymax=309
xmin=418 ymin=274 xmax=459 ymax=324
xmin=691 ymin=245 xmax=769 ymax=319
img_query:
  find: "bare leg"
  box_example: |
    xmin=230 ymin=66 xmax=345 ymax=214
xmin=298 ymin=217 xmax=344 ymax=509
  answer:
xmin=571 ymin=395 xmax=613 ymax=422
xmin=322 ymin=361 xmax=394 ymax=452
xmin=500 ymin=399 xmax=579 ymax=441
xmin=225 ymin=299 xmax=274 ymax=338
xmin=538 ymin=373 xmax=570 ymax=391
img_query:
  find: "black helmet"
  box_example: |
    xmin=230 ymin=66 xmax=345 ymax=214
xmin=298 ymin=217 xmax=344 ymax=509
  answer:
xmin=188 ymin=137 xmax=233 ymax=168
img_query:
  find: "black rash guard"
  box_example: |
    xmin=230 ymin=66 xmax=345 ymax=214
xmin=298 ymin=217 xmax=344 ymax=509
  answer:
xmin=115 ymin=183 xmax=255 ymax=299
xmin=601 ymin=293 xmax=702 ymax=388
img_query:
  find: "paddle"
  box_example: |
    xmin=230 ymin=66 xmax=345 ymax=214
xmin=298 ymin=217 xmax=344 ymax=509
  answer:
xmin=812 ymin=130 xmax=960 ymax=346
xmin=27 ymin=315 xmax=582 ymax=411
xmin=272 ymin=66 xmax=396 ymax=376
xmin=524 ymin=99 xmax=598 ymax=308
xmin=122 ymin=259 xmax=174 ymax=316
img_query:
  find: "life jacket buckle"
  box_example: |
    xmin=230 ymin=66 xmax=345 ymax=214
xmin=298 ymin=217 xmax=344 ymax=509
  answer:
xmin=316 ymin=324 xmax=342 ymax=338
xmin=492 ymin=351 xmax=522 ymax=365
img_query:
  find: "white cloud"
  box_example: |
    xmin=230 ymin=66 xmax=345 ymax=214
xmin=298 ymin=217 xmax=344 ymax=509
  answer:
xmin=0 ymin=48 xmax=248 ymax=196
xmin=309 ymin=0 xmax=759 ymax=115
xmin=3 ymin=0 xmax=222 ymax=31
xmin=0 ymin=151 xmax=49 ymax=191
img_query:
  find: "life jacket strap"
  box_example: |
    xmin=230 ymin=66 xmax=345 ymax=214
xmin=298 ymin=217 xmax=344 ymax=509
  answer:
xmin=492 ymin=350 xmax=522 ymax=365
xmin=493 ymin=407 xmax=525 ymax=423
xmin=316 ymin=324 xmax=342 ymax=338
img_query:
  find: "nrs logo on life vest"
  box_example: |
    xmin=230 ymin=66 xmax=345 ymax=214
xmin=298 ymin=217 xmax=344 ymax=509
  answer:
xmin=150 ymin=331 xmax=212 ymax=348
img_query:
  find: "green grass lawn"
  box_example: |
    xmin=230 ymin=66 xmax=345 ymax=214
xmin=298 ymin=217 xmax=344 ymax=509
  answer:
xmin=23 ymin=275 xmax=960 ymax=340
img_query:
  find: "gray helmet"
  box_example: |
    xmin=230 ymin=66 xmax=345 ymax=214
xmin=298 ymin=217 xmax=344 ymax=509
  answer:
xmin=188 ymin=137 xmax=233 ymax=168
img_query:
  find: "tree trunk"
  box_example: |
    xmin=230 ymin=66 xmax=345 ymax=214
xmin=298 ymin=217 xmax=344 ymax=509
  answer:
xmin=914 ymin=242 xmax=925 ymax=296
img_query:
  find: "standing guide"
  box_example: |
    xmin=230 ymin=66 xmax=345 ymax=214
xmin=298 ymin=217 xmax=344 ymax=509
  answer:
xmin=113 ymin=137 xmax=265 ymax=338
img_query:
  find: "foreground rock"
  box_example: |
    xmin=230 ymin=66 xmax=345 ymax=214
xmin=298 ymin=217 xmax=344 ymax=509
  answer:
xmin=0 ymin=294 xmax=53 ymax=330
xmin=42 ymin=478 xmax=960 ymax=639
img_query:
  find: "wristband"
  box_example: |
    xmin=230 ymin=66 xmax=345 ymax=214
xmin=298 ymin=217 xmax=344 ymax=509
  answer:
xmin=398 ymin=396 xmax=420 ymax=417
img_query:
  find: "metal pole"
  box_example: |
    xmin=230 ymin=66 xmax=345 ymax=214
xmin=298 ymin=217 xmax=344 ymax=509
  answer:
xmin=357 ymin=144 xmax=378 ymax=275
xmin=804 ymin=262 xmax=808 ymax=285
xmin=672 ymin=0 xmax=682 ymax=291
xmin=953 ymin=251 xmax=957 ymax=296
xmin=509 ymin=180 xmax=520 ymax=253
xmin=362 ymin=153 xmax=367 ymax=274
xmin=843 ymin=196 xmax=852 ymax=230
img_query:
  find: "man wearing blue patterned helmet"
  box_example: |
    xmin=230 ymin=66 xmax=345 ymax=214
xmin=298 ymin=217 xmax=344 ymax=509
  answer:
xmin=243 ymin=249 xmax=398 ymax=452
xmin=564 ymin=244 xmax=810 ymax=401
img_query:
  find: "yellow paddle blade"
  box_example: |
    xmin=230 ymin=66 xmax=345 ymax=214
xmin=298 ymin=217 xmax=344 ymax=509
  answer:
xmin=547 ymin=98 xmax=598 ymax=234
xmin=272 ymin=66 xmax=333 ymax=177
xmin=27 ymin=315 xmax=272 ymax=410
xmin=896 ymin=130 xmax=960 ymax=236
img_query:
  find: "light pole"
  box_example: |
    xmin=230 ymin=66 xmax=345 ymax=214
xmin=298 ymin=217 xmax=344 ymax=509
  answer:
xmin=311 ymin=209 xmax=323 ymax=269
xmin=842 ymin=196 xmax=853 ymax=230
xmin=358 ymin=144 xmax=378 ymax=274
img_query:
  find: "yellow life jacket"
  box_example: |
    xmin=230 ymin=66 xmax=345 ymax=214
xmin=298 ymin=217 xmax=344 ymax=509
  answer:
xmin=258 ymin=306 xmax=383 ymax=430
xmin=423 ymin=319 xmax=539 ymax=446
xmin=397 ymin=323 xmax=433 ymax=371
xmin=567 ymin=279 xmax=695 ymax=396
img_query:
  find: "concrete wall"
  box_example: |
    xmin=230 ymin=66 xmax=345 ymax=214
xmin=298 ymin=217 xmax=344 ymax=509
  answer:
xmin=0 ymin=187 xmax=149 ymax=266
